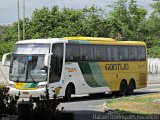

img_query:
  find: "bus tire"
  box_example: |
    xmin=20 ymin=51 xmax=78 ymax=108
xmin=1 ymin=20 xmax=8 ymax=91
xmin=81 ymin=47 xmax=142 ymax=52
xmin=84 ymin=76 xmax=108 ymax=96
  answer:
xmin=64 ymin=85 xmax=72 ymax=102
xmin=119 ymin=80 xmax=127 ymax=96
xmin=112 ymin=91 xmax=119 ymax=96
xmin=127 ymin=80 xmax=135 ymax=95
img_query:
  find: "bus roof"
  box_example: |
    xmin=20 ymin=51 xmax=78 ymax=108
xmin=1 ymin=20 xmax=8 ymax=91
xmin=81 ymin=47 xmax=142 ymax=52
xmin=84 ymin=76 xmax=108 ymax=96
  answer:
xmin=16 ymin=37 xmax=146 ymax=46
xmin=64 ymin=37 xmax=116 ymax=42
xmin=64 ymin=37 xmax=146 ymax=46
xmin=16 ymin=38 xmax=67 ymax=44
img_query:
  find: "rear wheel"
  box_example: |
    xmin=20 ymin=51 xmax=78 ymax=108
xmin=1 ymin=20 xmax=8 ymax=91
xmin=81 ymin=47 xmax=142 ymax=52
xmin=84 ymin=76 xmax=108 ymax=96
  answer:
xmin=119 ymin=81 xmax=127 ymax=96
xmin=112 ymin=91 xmax=119 ymax=96
xmin=127 ymin=80 xmax=135 ymax=95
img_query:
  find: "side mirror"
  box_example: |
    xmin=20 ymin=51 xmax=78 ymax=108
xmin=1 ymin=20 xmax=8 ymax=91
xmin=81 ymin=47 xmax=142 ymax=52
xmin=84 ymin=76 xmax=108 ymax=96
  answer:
xmin=2 ymin=53 xmax=10 ymax=66
xmin=44 ymin=54 xmax=50 ymax=67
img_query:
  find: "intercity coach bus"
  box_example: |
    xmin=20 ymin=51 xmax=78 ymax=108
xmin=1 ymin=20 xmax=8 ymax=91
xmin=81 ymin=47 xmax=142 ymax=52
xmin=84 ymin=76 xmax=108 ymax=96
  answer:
xmin=2 ymin=37 xmax=147 ymax=101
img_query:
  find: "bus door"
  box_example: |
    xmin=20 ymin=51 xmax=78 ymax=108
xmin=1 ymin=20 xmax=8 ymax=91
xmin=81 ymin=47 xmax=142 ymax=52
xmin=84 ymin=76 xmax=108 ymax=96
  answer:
xmin=48 ymin=43 xmax=64 ymax=96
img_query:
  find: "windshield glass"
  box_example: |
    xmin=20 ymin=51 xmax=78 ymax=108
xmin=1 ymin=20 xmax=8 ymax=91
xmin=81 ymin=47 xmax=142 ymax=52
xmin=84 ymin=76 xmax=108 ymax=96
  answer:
xmin=10 ymin=56 xmax=26 ymax=82
xmin=10 ymin=55 xmax=48 ymax=82
xmin=27 ymin=56 xmax=47 ymax=82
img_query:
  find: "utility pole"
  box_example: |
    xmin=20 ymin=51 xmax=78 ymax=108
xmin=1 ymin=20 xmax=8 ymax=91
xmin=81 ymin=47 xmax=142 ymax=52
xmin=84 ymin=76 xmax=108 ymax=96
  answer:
xmin=23 ymin=0 xmax=25 ymax=40
xmin=17 ymin=0 xmax=20 ymax=41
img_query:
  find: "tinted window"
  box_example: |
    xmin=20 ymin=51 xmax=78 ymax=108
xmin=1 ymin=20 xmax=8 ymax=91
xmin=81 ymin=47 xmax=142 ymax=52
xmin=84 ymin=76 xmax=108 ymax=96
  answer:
xmin=128 ymin=46 xmax=138 ymax=60
xmin=65 ymin=44 xmax=146 ymax=62
xmin=49 ymin=44 xmax=63 ymax=83
xmin=95 ymin=45 xmax=106 ymax=61
xmin=106 ymin=46 xmax=119 ymax=61
xmin=112 ymin=46 xmax=119 ymax=61
xmin=119 ymin=46 xmax=128 ymax=61
xmin=66 ymin=44 xmax=80 ymax=61
xmin=80 ymin=45 xmax=94 ymax=61
xmin=137 ymin=46 xmax=146 ymax=60
xmin=106 ymin=46 xmax=112 ymax=61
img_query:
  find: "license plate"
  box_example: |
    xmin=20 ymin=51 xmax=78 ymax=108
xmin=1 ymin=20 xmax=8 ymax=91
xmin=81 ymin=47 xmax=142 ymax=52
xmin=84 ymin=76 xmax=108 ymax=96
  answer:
xmin=23 ymin=92 xmax=29 ymax=95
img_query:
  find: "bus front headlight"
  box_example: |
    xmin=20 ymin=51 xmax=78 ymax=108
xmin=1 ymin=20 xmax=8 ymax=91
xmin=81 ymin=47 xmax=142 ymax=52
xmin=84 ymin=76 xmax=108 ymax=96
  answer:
xmin=9 ymin=84 xmax=15 ymax=88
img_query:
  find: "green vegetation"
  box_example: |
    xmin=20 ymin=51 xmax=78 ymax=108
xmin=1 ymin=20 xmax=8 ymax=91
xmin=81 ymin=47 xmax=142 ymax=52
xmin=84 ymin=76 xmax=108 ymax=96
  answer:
xmin=106 ymin=94 xmax=160 ymax=114
xmin=0 ymin=0 xmax=160 ymax=59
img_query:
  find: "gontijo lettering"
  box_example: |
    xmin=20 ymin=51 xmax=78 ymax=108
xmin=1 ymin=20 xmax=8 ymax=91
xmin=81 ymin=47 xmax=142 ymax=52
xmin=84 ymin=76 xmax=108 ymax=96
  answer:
xmin=105 ymin=63 xmax=129 ymax=70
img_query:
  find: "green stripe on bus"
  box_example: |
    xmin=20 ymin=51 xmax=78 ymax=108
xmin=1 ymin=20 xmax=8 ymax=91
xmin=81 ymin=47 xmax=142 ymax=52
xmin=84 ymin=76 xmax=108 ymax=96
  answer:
xmin=25 ymin=83 xmax=38 ymax=88
xmin=68 ymin=40 xmax=90 ymax=44
xmin=78 ymin=62 xmax=108 ymax=87
xmin=78 ymin=62 xmax=100 ymax=87
xmin=89 ymin=62 xmax=108 ymax=87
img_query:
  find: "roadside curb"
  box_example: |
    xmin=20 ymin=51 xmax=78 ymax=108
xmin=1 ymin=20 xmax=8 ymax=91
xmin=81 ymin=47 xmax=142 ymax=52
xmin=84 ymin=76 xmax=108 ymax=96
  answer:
xmin=148 ymin=83 xmax=160 ymax=86
xmin=102 ymin=102 xmax=110 ymax=112
xmin=102 ymin=103 xmax=122 ymax=114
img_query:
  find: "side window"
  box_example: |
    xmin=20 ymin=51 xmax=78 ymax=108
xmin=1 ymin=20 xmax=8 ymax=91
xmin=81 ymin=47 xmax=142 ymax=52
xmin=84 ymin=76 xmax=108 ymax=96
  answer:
xmin=106 ymin=46 xmax=119 ymax=61
xmin=137 ymin=46 xmax=146 ymax=61
xmin=112 ymin=46 xmax=119 ymax=61
xmin=129 ymin=46 xmax=138 ymax=61
xmin=49 ymin=44 xmax=63 ymax=83
xmin=66 ymin=44 xmax=80 ymax=61
xmin=119 ymin=46 xmax=128 ymax=61
xmin=106 ymin=46 xmax=112 ymax=61
xmin=95 ymin=45 xmax=106 ymax=61
xmin=80 ymin=45 xmax=94 ymax=61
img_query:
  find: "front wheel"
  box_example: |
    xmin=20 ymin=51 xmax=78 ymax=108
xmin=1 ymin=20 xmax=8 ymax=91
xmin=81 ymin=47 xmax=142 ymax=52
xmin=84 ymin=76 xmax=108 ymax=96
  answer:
xmin=64 ymin=85 xmax=72 ymax=102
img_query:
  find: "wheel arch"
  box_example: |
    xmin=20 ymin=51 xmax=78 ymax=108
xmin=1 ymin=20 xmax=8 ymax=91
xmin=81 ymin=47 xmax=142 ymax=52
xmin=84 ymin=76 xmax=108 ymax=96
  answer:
xmin=121 ymin=79 xmax=127 ymax=85
xmin=66 ymin=82 xmax=75 ymax=94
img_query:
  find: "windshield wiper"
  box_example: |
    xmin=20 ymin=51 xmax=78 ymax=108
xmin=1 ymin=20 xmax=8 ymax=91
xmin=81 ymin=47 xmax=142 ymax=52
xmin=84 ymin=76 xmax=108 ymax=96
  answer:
xmin=28 ymin=71 xmax=36 ymax=83
xmin=16 ymin=75 xmax=20 ymax=82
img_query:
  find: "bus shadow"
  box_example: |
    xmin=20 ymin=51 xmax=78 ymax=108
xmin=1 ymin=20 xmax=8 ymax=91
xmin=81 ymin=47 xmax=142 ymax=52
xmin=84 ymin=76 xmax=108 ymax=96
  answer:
xmin=59 ymin=91 xmax=159 ymax=103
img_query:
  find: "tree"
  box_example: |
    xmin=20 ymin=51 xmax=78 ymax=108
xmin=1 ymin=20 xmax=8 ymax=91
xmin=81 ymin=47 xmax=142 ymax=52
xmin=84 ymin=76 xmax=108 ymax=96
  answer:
xmin=1 ymin=0 xmax=160 ymax=58
xmin=151 ymin=0 xmax=160 ymax=16
xmin=107 ymin=0 xmax=147 ymax=40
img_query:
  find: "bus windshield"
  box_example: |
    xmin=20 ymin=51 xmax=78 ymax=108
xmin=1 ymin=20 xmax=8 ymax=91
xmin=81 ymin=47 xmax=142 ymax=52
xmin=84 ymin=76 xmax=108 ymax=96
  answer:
xmin=9 ymin=55 xmax=48 ymax=82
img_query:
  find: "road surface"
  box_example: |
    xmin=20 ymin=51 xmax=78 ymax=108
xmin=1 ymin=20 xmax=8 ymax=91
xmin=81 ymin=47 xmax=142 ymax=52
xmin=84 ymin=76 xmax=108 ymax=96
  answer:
xmin=58 ymin=84 xmax=160 ymax=111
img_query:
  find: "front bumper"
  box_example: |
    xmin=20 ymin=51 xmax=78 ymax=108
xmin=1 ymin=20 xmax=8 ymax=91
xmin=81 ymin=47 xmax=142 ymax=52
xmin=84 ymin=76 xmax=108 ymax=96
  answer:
xmin=8 ymin=87 xmax=46 ymax=98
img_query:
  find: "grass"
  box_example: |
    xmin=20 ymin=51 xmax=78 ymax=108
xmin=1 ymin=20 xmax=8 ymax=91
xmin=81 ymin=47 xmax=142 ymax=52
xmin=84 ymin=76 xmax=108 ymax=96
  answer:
xmin=106 ymin=94 xmax=160 ymax=115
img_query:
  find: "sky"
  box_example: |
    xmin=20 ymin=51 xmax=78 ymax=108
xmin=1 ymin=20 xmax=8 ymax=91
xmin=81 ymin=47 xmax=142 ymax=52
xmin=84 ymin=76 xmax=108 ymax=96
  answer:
xmin=0 ymin=0 xmax=155 ymax=25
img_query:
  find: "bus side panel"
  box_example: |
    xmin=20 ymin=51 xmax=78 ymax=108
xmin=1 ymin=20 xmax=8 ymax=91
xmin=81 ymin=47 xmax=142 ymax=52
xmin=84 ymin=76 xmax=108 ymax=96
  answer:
xmin=64 ymin=62 xmax=111 ymax=95
xmin=98 ymin=61 xmax=148 ymax=92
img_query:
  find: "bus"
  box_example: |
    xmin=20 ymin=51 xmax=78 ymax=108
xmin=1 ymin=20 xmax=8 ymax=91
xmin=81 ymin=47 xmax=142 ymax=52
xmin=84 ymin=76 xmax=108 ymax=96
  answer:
xmin=2 ymin=37 xmax=148 ymax=101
